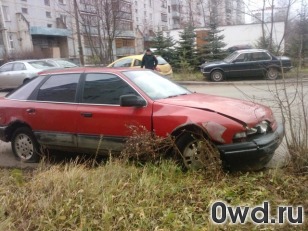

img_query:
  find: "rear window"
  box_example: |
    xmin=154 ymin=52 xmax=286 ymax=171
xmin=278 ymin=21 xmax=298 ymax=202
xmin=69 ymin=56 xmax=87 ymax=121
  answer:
xmin=28 ymin=61 xmax=54 ymax=69
xmin=157 ymin=57 xmax=168 ymax=65
xmin=6 ymin=77 xmax=43 ymax=100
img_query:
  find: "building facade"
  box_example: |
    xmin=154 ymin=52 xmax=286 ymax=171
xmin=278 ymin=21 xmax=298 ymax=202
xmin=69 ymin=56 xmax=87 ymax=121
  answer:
xmin=0 ymin=0 xmax=75 ymax=62
xmin=0 ymin=0 xmax=246 ymax=64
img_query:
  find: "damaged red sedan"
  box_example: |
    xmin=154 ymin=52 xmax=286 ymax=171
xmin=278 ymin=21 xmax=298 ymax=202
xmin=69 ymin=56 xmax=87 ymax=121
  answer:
xmin=0 ymin=68 xmax=284 ymax=170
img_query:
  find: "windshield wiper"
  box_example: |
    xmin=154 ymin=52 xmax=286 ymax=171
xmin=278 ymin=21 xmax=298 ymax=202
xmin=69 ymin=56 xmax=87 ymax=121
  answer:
xmin=166 ymin=93 xmax=189 ymax=98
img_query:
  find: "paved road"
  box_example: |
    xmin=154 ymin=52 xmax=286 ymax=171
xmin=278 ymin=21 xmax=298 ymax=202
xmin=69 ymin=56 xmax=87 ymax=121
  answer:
xmin=1 ymin=79 xmax=307 ymax=168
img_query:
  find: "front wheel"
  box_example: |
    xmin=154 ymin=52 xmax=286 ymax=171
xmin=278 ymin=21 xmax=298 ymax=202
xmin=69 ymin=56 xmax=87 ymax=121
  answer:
xmin=175 ymin=132 xmax=220 ymax=170
xmin=266 ymin=67 xmax=279 ymax=80
xmin=11 ymin=127 xmax=40 ymax=163
xmin=210 ymin=70 xmax=224 ymax=82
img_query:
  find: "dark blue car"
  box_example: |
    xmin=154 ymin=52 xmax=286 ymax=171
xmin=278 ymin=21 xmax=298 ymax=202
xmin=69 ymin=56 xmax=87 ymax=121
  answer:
xmin=201 ymin=49 xmax=292 ymax=82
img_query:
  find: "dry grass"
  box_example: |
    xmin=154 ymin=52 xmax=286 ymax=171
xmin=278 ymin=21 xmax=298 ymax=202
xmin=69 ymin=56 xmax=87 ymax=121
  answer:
xmin=0 ymin=162 xmax=307 ymax=230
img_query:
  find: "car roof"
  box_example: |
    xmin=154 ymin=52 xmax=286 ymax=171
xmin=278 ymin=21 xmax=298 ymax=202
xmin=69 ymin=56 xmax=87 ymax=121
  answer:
xmin=38 ymin=67 xmax=140 ymax=75
xmin=236 ymin=49 xmax=269 ymax=53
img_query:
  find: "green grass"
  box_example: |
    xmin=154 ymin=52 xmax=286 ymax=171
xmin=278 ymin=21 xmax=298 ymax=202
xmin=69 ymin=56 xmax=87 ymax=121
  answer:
xmin=171 ymin=72 xmax=205 ymax=81
xmin=0 ymin=160 xmax=307 ymax=230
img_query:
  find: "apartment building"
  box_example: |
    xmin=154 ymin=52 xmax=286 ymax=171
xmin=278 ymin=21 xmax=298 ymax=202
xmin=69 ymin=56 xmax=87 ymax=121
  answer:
xmin=0 ymin=0 xmax=245 ymax=63
xmin=0 ymin=0 xmax=75 ymax=61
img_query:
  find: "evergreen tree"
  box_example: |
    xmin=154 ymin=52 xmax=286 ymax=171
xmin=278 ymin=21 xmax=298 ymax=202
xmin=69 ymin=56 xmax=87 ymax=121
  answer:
xmin=200 ymin=22 xmax=227 ymax=62
xmin=174 ymin=25 xmax=198 ymax=72
xmin=152 ymin=31 xmax=175 ymax=64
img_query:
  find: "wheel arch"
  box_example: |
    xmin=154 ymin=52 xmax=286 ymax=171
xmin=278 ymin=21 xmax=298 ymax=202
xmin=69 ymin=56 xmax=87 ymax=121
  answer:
xmin=171 ymin=123 xmax=210 ymax=141
xmin=5 ymin=120 xmax=32 ymax=141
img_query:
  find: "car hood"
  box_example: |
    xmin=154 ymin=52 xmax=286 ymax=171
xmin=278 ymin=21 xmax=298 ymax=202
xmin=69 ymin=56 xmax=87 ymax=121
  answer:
xmin=156 ymin=93 xmax=272 ymax=126
xmin=200 ymin=60 xmax=226 ymax=69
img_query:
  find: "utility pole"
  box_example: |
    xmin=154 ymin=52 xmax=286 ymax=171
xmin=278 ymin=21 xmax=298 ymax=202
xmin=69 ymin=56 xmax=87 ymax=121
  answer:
xmin=74 ymin=0 xmax=84 ymax=66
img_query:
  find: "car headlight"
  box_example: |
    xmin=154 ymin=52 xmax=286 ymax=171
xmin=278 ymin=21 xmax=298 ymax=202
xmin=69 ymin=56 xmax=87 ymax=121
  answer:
xmin=233 ymin=121 xmax=270 ymax=140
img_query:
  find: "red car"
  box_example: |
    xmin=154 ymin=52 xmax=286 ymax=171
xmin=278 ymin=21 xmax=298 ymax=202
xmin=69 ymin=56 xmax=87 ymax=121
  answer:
xmin=0 ymin=68 xmax=284 ymax=170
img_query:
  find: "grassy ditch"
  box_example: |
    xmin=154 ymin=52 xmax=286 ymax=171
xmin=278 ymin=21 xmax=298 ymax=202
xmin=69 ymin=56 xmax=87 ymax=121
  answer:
xmin=0 ymin=161 xmax=307 ymax=230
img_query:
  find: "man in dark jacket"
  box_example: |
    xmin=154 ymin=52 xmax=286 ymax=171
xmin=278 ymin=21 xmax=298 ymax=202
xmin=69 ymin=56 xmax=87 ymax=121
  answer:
xmin=141 ymin=49 xmax=158 ymax=70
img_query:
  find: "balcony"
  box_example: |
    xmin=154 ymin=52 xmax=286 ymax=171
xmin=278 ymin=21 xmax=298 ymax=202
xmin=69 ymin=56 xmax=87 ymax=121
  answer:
xmin=30 ymin=26 xmax=71 ymax=37
xmin=172 ymin=11 xmax=180 ymax=19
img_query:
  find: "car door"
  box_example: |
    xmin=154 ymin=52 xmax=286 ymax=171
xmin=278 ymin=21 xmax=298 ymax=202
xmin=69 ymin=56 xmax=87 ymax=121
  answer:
xmin=228 ymin=53 xmax=253 ymax=78
xmin=250 ymin=52 xmax=272 ymax=76
xmin=24 ymin=73 xmax=80 ymax=149
xmin=0 ymin=63 xmax=14 ymax=88
xmin=76 ymin=72 xmax=152 ymax=152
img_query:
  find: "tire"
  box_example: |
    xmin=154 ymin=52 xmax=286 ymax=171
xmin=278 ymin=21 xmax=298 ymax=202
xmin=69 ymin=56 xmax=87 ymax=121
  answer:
xmin=175 ymin=132 xmax=218 ymax=170
xmin=11 ymin=127 xmax=40 ymax=163
xmin=23 ymin=78 xmax=30 ymax=84
xmin=266 ymin=67 xmax=279 ymax=80
xmin=210 ymin=70 xmax=224 ymax=82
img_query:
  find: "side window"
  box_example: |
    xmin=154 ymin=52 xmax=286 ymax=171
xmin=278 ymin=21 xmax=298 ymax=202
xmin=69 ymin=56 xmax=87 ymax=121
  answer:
xmin=37 ymin=74 xmax=79 ymax=102
xmin=0 ymin=63 xmax=13 ymax=72
xmin=82 ymin=73 xmax=137 ymax=105
xmin=133 ymin=59 xmax=142 ymax=66
xmin=252 ymin=52 xmax=271 ymax=61
xmin=13 ymin=63 xmax=26 ymax=71
xmin=113 ymin=58 xmax=133 ymax=67
xmin=234 ymin=53 xmax=245 ymax=62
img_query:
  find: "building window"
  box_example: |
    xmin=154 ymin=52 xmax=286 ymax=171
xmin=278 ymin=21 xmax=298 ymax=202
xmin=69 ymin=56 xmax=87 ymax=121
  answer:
xmin=47 ymin=24 xmax=52 ymax=27
xmin=149 ymin=0 xmax=152 ymax=7
xmin=21 ymin=0 xmax=27 ymax=1
xmin=46 ymin=11 xmax=51 ymax=18
xmin=44 ymin=0 xmax=50 ymax=6
xmin=60 ymin=14 xmax=67 ymax=25
xmin=21 ymin=7 xmax=28 ymax=14
xmin=136 ymin=17 xmax=138 ymax=21
xmin=168 ymin=5 xmax=170 ymax=13
xmin=58 ymin=0 xmax=66 ymax=4
xmin=161 ymin=13 xmax=167 ymax=22
xmin=8 ymin=33 xmax=14 ymax=49
xmin=2 ymin=6 xmax=10 ymax=21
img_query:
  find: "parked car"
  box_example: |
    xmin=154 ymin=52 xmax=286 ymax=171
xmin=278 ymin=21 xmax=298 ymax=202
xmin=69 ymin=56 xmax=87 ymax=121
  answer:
xmin=200 ymin=49 xmax=293 ymax=82
xmin=0 ymin=60 xmax=55 ymax=89
xmin=226 ymin=44 xmax=253 ymax=53
xmin=0 ymin=68 xmax=284 ymax=170
xmin=107 ymin=55 xmax=173 ymax=76
xmin=42 ymin=59 xmax=78 ymax=68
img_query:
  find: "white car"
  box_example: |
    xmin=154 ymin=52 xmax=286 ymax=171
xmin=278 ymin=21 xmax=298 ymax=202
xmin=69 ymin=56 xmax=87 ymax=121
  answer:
xmin=42 ymin=59 xmax=78 ymax=68
xmin=0 ymin=60 xmax=55 ymax=89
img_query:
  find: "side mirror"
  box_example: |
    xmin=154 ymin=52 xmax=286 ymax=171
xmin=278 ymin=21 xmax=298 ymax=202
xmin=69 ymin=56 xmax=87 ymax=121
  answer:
xmin=120 ymin=94 xmax=146 ymax=107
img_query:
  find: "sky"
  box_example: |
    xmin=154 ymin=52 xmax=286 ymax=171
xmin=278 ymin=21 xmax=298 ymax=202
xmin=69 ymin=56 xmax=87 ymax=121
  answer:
xmin=243 ymin=0 xmax=304 ymax=23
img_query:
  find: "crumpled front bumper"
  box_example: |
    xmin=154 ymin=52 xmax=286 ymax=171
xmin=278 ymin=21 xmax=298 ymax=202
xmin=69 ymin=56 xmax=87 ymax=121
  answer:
xmin=217 ymin=123 xmax=284 ymax=170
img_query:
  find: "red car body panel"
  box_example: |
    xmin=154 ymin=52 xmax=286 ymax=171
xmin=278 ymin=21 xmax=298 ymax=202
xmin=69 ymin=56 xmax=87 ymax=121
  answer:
xmin=0 ymin=68 xmax=284 ymax=170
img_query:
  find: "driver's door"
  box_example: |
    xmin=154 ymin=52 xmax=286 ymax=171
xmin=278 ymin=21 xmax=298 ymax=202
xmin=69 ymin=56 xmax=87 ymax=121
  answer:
xmin=76 ymin=73 xmax=152 ymax=152
xmin=228 ymin=53 xmax=253 ymax=78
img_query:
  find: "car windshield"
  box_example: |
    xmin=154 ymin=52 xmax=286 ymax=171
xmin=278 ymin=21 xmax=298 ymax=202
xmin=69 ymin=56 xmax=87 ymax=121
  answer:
xmin=157 ymin=56 xmax=168 ymax=65
xmin=28 ymin=61 xmax=54 ymax=69
xmin=223 ymin=51 xmax=239 ymax=63
xmin=123 ymin=70 xmax=191 ymax=100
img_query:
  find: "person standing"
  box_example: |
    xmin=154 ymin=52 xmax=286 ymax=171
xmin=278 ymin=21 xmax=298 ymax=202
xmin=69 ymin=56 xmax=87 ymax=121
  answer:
xmin=141 ymin=49 xmax=158 ymax=70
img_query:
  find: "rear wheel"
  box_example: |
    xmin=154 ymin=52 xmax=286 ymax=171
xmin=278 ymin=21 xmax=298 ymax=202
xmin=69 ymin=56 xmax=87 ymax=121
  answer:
xmin=210 ymin=70 xmax=224 ymax=82
xmin=266 ymin=67 xmax=279 ymax=80
xmin=11 ymin=127 xmax=40 ymax=163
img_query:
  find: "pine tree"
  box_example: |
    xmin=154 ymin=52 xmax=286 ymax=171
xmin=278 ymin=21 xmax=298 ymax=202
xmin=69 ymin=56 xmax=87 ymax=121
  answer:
xmin=174 ymin=25 xmax=198 ymax=72
xmin=152 ymin=31 xmax=175 ymax=64
xmin=200 ymin=21 xmax=227 ymax=62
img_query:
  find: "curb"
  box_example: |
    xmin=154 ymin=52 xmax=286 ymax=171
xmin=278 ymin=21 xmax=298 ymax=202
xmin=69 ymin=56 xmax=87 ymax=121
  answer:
xmin=176 ymin=77 xmax=308 ymax=86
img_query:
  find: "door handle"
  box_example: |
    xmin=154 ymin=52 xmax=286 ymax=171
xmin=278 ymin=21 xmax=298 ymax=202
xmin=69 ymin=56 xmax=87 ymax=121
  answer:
xmin=26 ymin=108 xmax=35 ymax=113
xmin=81 ymin=112 xmax=92 ymax=118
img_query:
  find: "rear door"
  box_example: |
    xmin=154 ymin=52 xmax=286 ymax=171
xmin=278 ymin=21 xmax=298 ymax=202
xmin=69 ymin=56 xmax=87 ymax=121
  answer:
xmin=76 ymin=72 xmax=152 ymax=152
xmin=250 ymin=52 xmax=272 ymax=76
xmin=25 ymin=73 xmax=81 ymax=149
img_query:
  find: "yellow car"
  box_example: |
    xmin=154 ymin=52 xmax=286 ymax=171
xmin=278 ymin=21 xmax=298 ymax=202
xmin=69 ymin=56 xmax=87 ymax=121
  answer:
xmin=107 ymin=55 xmax=173 ymax=76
